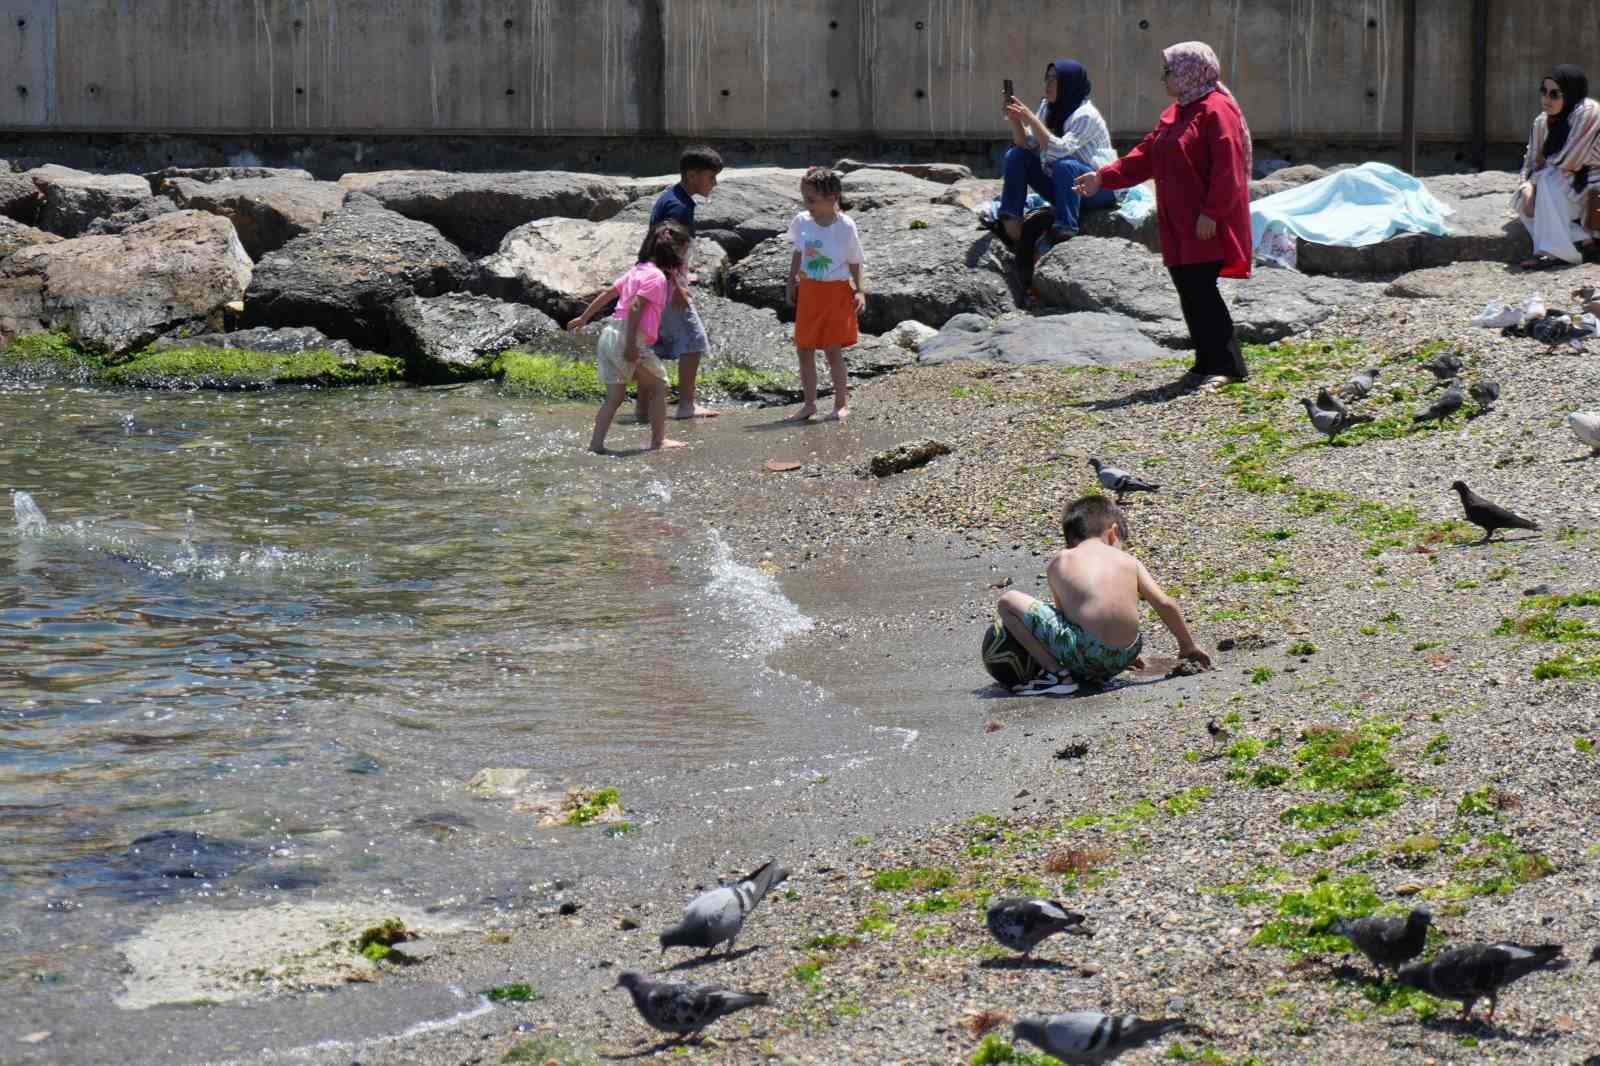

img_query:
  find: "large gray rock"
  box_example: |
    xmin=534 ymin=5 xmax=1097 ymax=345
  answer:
xmin=839 ymin=169 xmax=949 ymax=211
xmin=386 ymin=293 xmax=561 ymax=381
xmin=834 ymin=160 xmax=973 ymax=185
xmin=27 ymin=165 xmax=154 ymax=237
xmin=82 ymin=196 xmax=181 ymax=237
xmin=335 ymin=170 xmax=631 ymax=255
xmin=146 ymin=166 xmax=315 ymax=195
xmin=479 ymin=218 xmax=726 ymax=322
xmin=167 ymin=177 xmax=346 ymax=259
xmin=726 ymin=203 xmax=1011 ymax=335
xmin=0 ymin=211 xmax=252 ymax=354
xmin=0 ymin=173 xmax=43 ymax=225
xmin=1033 ymin=236 xmax=1381 ymax=346
xmin=1296 ymin=170 xmax=1531 ymax=275
xmin=242 ymin=197 xmax=474 ymax=351
xmin=933 ymin=178 xmax=1002 ymax=211
xmin=917 ymin=312 xmax=1169 ymax=367
xmin=1383 ymin=259 xmax=1517 ymax=299
xmin=0 ymin=216 xmax=61 ymax=260
xmin=612 ymin=168 xmax=802 ymax=261
xmin=149 ymin=325 xmax=366 ymax=359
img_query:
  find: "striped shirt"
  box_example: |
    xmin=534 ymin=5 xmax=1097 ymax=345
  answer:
xmin=1521 ymin=97 xmax=1600 ymax=196
xmin=1027 ymin=98 xmax=1118 ymax=170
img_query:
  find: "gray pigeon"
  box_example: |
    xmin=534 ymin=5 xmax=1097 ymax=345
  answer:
xmin=1568 ymin=411 xmax=1600 ymax=456
xmin=1328 ymin=908 xmax=1431 ymax=974
xmin=660 ymin=859 xmax=787 ymax=956
xmin=614 ymin=970 xmax=770 ymax=1039
xmin=1421 ymin=350 xmax=1465 ymax=381
xmin=1469 ymin=381 xmax=1500 ymax=411
xmin=1451 ymin=481 xmax=1539 ymax=544
xmin=1300 ymin=397 xmax=1373 ymax=440
xmin=1396 ymin=942 xmax=1566 ymax=1021
xmin=1413 ymin=383 xmax=1464 ymax=424
xmin=1338 ymin=366 xmax=1381 ymax=400
xmin=1013 ymin=1011 xmax=1185 ymax=1063
xmin=986 ymin=897 xmax=1092 ymax=956
xmin=1315 ymin=387 xmax=1351 ymax=417
xmin=1088 ymin=458 xmax=1158 ymax=502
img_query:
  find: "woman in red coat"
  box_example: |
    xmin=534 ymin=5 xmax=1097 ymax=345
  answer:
xmin=1075 ymin=41 xmax=1254 ymax=389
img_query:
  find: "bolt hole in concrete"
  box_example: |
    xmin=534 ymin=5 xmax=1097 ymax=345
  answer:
xmin=504 ymin=18 xmax=514 ymax=28
xmin=829 ymin=19 xmax=838 ymax=28
xmin=1368 ymin=16 xmax=1379 ymax=27
xmin=1139 ymin=18 xmax=1150 ymax=29
xmin=915 ymin=20 xmax=924 ymax=29
xmin=16 ymin=16 xmax=25 ymax=27
xmin=15 ymin=85 xmax=25 ymax=96
xmin=721 ymin=88 xmax=730 ymax=97
xmin=915 ymin=89 xmax=926 ymax=98
xmin=296 ymin=87 xmax=304 ymax=95
xmin=293 ymin=18 xmax=302 ymax=28
xmin=830 ymin=89 xmax=840 ymax=98
xmin=506 ymin=88 xmax=515 ymax=96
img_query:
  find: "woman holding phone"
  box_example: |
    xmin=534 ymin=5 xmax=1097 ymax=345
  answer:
xmin=999 ymin=59 xmax=1117 ymax=247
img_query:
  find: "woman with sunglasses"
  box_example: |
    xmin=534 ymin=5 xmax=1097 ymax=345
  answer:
xmin=998 ymin=59 xmax=1118 ymax=249
xmin=1075 ymin=41 xmax=1252 ymax=391
xmin=1515 ymin=65 xmax=1600 ymax=270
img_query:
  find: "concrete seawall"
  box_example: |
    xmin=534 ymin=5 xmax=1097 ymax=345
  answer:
xmin=1 ymin=1 xmax=1593 ymax=166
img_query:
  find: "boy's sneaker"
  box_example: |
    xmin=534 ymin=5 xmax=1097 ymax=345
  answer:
xmin=1011 ymin=671 xmax=1079 ymax=697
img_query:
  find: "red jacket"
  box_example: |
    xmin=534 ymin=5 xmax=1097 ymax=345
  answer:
xmin=1098 ymin=91 xmax=1253 ymax=278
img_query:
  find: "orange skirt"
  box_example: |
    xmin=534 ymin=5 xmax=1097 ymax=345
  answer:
xmin=794 ymin=278 xmax=859 ymax=349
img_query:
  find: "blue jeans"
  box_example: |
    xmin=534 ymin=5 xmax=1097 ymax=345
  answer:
xmin=999 ymin=147 xmax=1115 ymax=234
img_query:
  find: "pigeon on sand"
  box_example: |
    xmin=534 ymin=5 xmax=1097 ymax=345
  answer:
xmin=660 ymin=859 xmax=787 ymax=956
xmin=1012 ymin=1011 xmax=1185 ymax=1063
xmin=986 ymin=897 xmax=1093 ymax=956
xmin=1300 ymin=397 xmax=1372 ymax=440
xmin=1421 ymin=350 xmax=1465 ymax=381
xmin=1315 ymin=387 xmax=1352 ymax=417
xmin=1413 ymin=383 xmax=1464 ymax=424
xmin=1396 ymin=942 xmax=1566 ymax=1021
xmin=1570 ymin=411 xmax=1600 ymax=456
xmin=614 ymin=970 xmax=770 ymax=1039
xmin=1468 ymin=381 xmax=1500 ymax=411
xmin=1451 ymin=481 xmax=1539 ymax=544
xmin=1329 ymin=908 xmax=1431 ymax=974
xmin=1088 ymin=459 xmax=1158 ymax=502
xmin=1338 ymin=367 xmax=1381 ymax=400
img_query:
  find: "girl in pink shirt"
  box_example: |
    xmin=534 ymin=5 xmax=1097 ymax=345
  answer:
xmin=567 ymin=223 xmax=691 ymax=453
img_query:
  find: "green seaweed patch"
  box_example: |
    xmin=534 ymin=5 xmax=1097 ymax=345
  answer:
xmin=1423 ymin=830 xmax=1556 ymax=899
xmin=1577 ymin=736 xmax=1596 ymax=754
xmin=1251 ymin=873 xmax=1383 ymax=958
xmin=351 ymin=917 xmax=410 ymax=961
xmin=104 ymin=347 xmax=402 ymax=389
xmin=1279 ymin=720 xmax=1405 ymax=829
xmin=873 ymin=866 xmax=956 ymax=892
xmin=1166 ymin=1045 xmax=1265 ymax=1065
xmin=1530 ymin=653 xmax=1600 ymax=681
xmin=483 ymin=982 xmax=541 ymax=1003
xmin=1343 ymin=975 xmax=1449 ymax=1021
xmin=1283 ymin=828 xmax=1361 ymax=857
xmin=790 ymin=959 xmax=825 ymax=989
xmin=493 ymin=352 xmax=606 ymax=400
xmin=563 ymin=787 xmax=622 ymax=826
xmin=970 ymin=1035 xmax=1061 ymax=1065
xmin=503 ymin=1034 xmax=600 ymax=1065
xmin=0 ymin=331 xmax=101 ymax=382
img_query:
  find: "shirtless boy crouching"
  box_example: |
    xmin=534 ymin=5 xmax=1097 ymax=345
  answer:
xmin=997 ymin=494 xmax=1211 ymax=695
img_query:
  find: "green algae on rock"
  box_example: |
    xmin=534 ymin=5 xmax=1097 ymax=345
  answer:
xmin=2 ymin=331 xmax=401 ymax=389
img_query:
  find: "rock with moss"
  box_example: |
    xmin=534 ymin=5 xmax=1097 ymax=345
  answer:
xmin=337 ymin=170 xmax=630 ymax=256
xmin=167 ymin=177 xmax=347 ymax=259
xmin=387 ymin=293 xmax=561 ymax=382
xmin=0 ymin=331 xmax=101 ymax=383
xmin=149 ymin=325 xmax=368 ymax=360
xmin=102 ymin=345 xmax=402 ymax=390
xmin=0 ymin=211 xmax=252 ymax=355
xmin=26 ymin=164 xmax=154 ymax=237
xmin=0 ymin=172 xmax=44 ymax=226
xmin=242 ymin=196 xmax=473 ymax=351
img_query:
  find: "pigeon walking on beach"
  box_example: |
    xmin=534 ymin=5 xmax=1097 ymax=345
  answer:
xmin=1012 ymin=1011 xmax=1185 ymax=1063
xmin=1451 ymin=481 xmax=1540 ymax=544
xmin=1413 ymin=383 xmax=1464 ymax=424
xmin=986 ymin=897 xmax=1093 ymax=956
xmin=1469 ymin=381 xmax=1500 ymax=411
xmin=614 ymin=971 xmax=771 ymax=1040
xmin=1338 ymin=367 xmax=1381 ymax=400
xmin=1421 ymin=350 xmax=1465 ymax=381
xmin=1300 ymin=397 xmax=1372 ymax=441
xmin=1329 ymin=908 xmax=1432 ymax=974
xmin=660 ymin=859 xmax=787 ymax=957
xmin=1089 ymin=459 xmax=1159 ymax=502
xmin=1570 ymin=411 xmax=1600 ymax=456
xmin=1315 ymin=387 xmax=1351 ymax=417
xmin=1396 ymin=942 xmax=1566 ymax=1021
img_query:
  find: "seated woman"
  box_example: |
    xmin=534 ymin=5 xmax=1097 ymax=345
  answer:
xmin=999 ymin=59 xmax=1118 ymax=246
xmin=1517 ymin=64 xmax=1600 ymax=270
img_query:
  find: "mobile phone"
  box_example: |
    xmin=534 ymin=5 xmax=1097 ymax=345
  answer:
xmin=1003 ymin=78 xmax=1014 ymax=101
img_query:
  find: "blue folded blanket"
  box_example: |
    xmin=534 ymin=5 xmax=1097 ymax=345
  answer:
xmin=1250 ymin=162 xmax=1454 ymax=251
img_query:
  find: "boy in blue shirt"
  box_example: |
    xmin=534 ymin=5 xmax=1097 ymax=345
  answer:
xmin=643 ymin=146 xmax=723 ymax=420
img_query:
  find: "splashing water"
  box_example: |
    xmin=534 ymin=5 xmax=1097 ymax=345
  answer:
xmin=12 ymin=490 xmax=47 ymax=534
xmin=701 ymin=530 xmax=814 ymax=658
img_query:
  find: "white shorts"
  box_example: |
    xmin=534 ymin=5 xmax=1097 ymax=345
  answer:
xmin=596 ymin=320 xmax=667 ymax=387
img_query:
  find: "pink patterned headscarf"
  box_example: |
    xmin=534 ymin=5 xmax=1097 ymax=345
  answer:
xmin=1163 ymin=41 xmax=1254 ymax=181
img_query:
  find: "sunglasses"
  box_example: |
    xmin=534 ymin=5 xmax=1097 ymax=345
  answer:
xmin=1161 ymin=67 xmax=1172 ymax=78
xmin=1540 ymin=86 xmax=1563 ymax=99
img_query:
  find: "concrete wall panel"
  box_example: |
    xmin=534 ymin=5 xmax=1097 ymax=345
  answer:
xmin=0 ymin=1 xmax=57 ymax=126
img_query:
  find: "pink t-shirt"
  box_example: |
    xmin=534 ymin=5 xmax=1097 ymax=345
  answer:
xmin=608 ymin=262 xmax=671 ymax=345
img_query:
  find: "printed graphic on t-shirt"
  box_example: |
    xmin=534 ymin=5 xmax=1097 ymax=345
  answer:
xmin=801 ymin=239 xmax=834 ymax=280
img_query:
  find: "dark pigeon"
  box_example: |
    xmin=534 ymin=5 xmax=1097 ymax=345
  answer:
xmin=1338 ymin=366 xmax=1381 ymax=400
xmin=614 ymin=970 xmax=770 ymax=1039
xmin=1396 ymin=942 xmax=1566 ymax=1021
xmin=1329 ymin=908 xmax=1431 ymax=974
xmin=1315 ymin=387 xmax=1351 ymax=417
xmin=1414 ymin=383 xmax=1464 ymax=424
xmin=1088 ymin=458 xmax=1158 ymax=502
xmin=1300 ymin=397 xmax=1372 ymax=441
xmin=1421 ymin=350 xmax=1465 ymax=381
xmin=660 ymin=859 xmax=788 ymax=957
xmin=1013 ymin=1011 xmax=1184 ymax=1063
xmin=1469 ymin=380 xmax=1500 ymax=411
xmin=986 ymin=897 xmax=1092 ymax=956
xmin=1451 ymin=481 xmax=1539 ymax=544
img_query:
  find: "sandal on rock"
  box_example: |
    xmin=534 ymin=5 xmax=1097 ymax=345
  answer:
xmin=1518 ymin=255 xmax=1566 ymax=271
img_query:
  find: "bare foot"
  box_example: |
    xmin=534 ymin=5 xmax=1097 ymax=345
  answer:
xmin=672 ymin=405 xmax=720 ymax=420
xmin=786 ymin=405 xmax=817 ymax=422
xmin=651 ymin=438 xmax=690 ymax=450
xmin=823 ymin=406 xmax=849 ymax=422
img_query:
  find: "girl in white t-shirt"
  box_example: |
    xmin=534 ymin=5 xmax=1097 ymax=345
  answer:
xmin=784 ymin=168 xmax=866 ymax=422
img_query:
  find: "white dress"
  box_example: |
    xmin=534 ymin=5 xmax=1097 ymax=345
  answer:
xmin=1517 ymin=99 xmax=1600 ymax=263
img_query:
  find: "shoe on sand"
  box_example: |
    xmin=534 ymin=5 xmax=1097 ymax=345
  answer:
xmin=1012 ymin=671 xmax=1080 ymax=697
